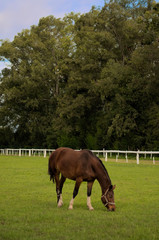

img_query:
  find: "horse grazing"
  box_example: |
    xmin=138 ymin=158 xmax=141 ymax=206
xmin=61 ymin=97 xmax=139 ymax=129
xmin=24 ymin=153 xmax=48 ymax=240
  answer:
xmin=48 ymin=147 xmax=116 ymax=211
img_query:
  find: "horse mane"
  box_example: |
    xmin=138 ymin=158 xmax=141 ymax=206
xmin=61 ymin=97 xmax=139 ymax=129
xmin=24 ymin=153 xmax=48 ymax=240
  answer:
xmin=96 ymin=156 xmax=107 ymax=171
xmin=83 ymin=150 xmax=111 ymax=180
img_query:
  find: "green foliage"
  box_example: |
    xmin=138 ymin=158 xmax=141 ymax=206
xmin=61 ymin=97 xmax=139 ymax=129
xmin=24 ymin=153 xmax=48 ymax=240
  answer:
xmin=57 ymin=133 xmax=80 ymax=149
xmin=0 ymin=1 xmax=159 ymax=149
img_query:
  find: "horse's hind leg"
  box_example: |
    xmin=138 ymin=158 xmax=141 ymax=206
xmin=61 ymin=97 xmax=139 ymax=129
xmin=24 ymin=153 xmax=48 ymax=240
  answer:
xmin=69 ymin=178 xmax=83 ymax=210
xmin=55 ymin=173 xmax=60 ymax=204
xmin=57 ymin=175 xmax=66 ymax=208
xmin=87 ymin=181 xmax=94 ymax=210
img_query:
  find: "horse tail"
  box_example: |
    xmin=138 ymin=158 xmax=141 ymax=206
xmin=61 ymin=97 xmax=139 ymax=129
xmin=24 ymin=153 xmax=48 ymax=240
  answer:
xmin=48 ymin=151 xmax=56 ymax=183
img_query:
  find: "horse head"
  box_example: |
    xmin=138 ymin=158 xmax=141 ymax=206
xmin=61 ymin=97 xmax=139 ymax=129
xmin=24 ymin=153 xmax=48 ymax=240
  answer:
xmin=101 ymin=185 xmax=116 ymax=211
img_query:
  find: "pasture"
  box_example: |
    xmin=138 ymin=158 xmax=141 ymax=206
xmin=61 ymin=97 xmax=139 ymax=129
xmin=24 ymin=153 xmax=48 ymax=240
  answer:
xmin=0 ymin=155 xmax=159 ymax=240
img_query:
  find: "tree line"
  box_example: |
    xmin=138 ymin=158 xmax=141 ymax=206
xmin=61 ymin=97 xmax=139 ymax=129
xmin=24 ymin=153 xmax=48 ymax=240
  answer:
xmin=0 ymin=0 xmax=159 ymax=150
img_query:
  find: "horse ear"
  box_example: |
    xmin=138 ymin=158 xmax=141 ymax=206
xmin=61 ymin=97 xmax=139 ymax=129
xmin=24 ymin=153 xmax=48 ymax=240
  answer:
xmin=109 ymin=185 xmax=116 ymax=190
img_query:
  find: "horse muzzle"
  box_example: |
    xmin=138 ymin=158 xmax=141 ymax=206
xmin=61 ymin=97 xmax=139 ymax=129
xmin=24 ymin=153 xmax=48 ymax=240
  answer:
xmin=107 ymin=204 xmax=116 ymax=211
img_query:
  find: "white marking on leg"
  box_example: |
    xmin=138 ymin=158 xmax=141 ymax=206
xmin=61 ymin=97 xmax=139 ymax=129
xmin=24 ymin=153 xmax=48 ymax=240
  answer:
xmin=87 ymin=196 xmax=94 ymax=210
xmin=57 ymin=194 xmax=63 ymax=208
xmin=68 ymin=198 xmax=74 ymax=210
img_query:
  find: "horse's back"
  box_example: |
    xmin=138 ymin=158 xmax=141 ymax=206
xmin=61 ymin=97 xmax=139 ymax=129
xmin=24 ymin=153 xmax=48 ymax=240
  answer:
xmin=50 ymin=148 xmax=97 ymax=181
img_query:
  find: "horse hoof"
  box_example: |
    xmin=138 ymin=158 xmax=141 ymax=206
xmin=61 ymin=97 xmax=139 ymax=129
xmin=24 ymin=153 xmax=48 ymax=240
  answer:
xmin=89 ymin=207 xmax=94 ymax=211
xmin=68 ymin=206 xmax=73 ymax=210
xmin=58 ymin=200 xmax=63 ymax=208
xmin=57 ymin=204 xmax=63 ymax=208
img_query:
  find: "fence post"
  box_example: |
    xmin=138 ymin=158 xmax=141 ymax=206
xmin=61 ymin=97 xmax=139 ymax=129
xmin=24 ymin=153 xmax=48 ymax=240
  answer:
xmin=44 ymin=149 xmax=46 ymax=158
xmin=125 ymin=151 xmax=128 ymax=163
xmin=144 ymin=152 xmax=146 ymax=159
xmin=103 ymin=148 xmax=106 ymax=158
xmin=136 ymin=151 xmax=139 ymax=164
xmin=19 ymin=149 xmax=21 ymax=157
xmin=105 ymin=152 xmax=107 ymax=162
xmin=29 ymin=149 xmax=31 ymax=157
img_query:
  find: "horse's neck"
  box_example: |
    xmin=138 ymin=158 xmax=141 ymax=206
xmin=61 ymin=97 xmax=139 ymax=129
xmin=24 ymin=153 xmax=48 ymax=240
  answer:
xmin=96 ymin=168 xmax=111 ymax=195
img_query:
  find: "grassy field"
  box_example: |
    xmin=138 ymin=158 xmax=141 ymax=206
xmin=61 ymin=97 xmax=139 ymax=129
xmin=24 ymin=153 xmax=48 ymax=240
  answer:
xmin=0 ymin=155 xmax=159 ymax=240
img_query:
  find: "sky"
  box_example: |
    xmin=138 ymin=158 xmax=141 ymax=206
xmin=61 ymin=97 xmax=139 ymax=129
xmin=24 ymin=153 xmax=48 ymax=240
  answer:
xmin=0 ymin=0 xmax=104 ymax=72
xmin=0 ymin=0 xmax=104 ymax=41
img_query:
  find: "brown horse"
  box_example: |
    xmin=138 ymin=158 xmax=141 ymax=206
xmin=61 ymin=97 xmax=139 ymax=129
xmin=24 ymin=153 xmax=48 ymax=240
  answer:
xmin=48 ymin=147 xmax=116 ymax=211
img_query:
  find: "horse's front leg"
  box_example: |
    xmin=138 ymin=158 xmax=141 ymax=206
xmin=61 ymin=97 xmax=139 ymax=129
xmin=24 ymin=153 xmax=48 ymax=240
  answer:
xmin=57 ymin=175 xmax=66 ymax=208
xmin=87 ymin=181 xmax=94 ymax=210
xmin=69 ymin=178 xmax=83 ymax=210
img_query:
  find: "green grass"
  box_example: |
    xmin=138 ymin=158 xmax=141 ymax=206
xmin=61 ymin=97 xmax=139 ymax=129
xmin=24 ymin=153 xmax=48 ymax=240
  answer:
xmin=0 ymin=155 xmax=159 ymax=240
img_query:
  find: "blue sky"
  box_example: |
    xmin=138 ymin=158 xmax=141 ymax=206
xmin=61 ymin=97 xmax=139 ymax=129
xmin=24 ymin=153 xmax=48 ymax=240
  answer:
xmin=0 ymin=0 xmax=104 ymax=41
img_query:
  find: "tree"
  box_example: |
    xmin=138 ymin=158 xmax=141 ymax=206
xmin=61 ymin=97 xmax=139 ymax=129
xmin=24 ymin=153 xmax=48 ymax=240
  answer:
xmin=92 ymin=0 xmax=159 ymax=149
xmin=1 ymin=1 xmax=159 ymax=150
xmin=0 ymin=16 xmax=73 ymax=147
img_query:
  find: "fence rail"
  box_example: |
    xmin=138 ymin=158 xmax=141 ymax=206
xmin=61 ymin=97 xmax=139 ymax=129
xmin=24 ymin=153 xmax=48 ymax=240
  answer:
xmin=0 ymin=148 xmax=159 ymax=165
xmin=0 ymin=148 xmax=54 ymax=158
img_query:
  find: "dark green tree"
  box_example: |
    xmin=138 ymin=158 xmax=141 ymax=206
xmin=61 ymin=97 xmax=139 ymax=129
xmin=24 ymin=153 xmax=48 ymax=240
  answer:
xmin=0 ymin=1 xmax=159 ymax=150
xmin=0 ymin=16 xmax=74 ymax=147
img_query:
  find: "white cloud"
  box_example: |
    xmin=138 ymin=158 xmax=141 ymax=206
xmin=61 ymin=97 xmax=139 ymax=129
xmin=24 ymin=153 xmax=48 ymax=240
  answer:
xmin=0 ymin=0 xmax=50 ymax=40
xmin=0 ymin=60 xmax=11 ymax=73
xmin=0 ymin=62 xmax=5 ymax=72
xmin=0 ymin=0 xmax=104 ymax=41
xmin=48 ymin=0 xmax=103 ymax=18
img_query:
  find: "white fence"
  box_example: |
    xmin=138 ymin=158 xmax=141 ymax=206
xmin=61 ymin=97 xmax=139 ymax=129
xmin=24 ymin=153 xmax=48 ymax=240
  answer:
xmin=0 ymin=148 xmax=54 ymax=158
xmin=0 ymin=148 xmax=159 ymax=164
